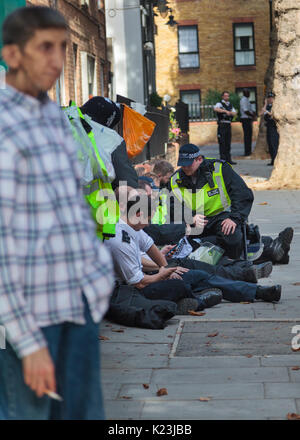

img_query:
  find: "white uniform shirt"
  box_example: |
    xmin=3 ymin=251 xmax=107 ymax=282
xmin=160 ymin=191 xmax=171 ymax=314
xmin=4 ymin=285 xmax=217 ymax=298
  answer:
xmin=104 ymin=220 xmax=154 ymax=285
xmin=240 ymin=96 xmax=253 ymax=119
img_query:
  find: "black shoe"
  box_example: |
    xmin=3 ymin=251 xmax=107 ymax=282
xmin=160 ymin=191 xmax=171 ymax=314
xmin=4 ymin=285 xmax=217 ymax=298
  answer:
xmin=244 ymin=262 xmax=273 ymax=283
xmin=196 ymin=288 xmax=223 ymax=311
xmin=267 ymin=162 xmax=274 ymax=166
xmin=176 ymin=298 xmax=199 ymax=315
xmin=277 ymin=227 xmax=294 ymax=253
xmin=255 ymin=285 xmax=281 ymax=302
xmin=277 ymin=252 xmax=289 ymax=265
xmin=269 ymin=227 xmax=294 ymax=262
xmin=228 ymin=160 xmax=237 ymax=165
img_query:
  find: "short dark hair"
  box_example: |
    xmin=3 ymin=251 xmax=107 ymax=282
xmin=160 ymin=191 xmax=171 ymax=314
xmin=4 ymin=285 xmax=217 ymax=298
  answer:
xmin=2 ymin=6 xmax=68 ymax=48
xmin=222 ymin=91 xmax=230 ymax=97
xmin=153 ymin=160 xmax=174 ymax=177
xmin=127 ymin=195 xmax=154 ymax=219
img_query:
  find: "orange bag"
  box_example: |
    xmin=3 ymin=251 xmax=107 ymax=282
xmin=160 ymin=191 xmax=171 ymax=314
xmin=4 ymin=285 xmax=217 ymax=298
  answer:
xmin=122 ymin=104 xmax=156 ymax=158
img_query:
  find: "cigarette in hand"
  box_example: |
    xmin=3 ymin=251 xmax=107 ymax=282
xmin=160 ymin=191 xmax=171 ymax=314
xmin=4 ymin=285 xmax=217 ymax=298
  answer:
xmin=45 ymin=390 xmax=63 ymax=401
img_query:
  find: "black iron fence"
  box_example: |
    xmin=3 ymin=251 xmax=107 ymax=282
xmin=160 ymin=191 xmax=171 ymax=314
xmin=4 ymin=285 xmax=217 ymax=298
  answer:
xmin=188 ymin=104 xmax=217 ymax=122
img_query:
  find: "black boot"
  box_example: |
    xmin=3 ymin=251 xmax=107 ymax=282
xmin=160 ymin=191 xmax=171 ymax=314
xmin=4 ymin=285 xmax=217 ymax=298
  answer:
xmin=244 ymin=261 xmax=273 ymax=283
xmin=255 ymin=285 xmax=281 ymax=302
xmin=196 ymin=288 xmax=223 ymax=311
xmin=269 ymin=227 xmax=294 ymax=263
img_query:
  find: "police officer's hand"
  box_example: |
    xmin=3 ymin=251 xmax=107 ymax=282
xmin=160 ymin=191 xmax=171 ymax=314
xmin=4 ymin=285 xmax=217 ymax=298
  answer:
xmin=158 ymin=266 xmax=178 ymax=280
xmin=22 ymin=347 xmax=56 ymax=398
xmin=193 ymin=214 xmax=208 ymax=229
xmin=221 ymin=218 xmax=237 ymax=235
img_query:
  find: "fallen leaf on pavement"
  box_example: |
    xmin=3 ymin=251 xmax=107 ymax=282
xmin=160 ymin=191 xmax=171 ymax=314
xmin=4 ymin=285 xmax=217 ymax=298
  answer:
xmin=157 ymin=388 xmax=168 ymax=396
xmin=291 ymin=366 xmax=300 ymax=371
xmin=245 ymin=354 xmax=253 ymax=358
xmin=199 ymin=397 xmax=211 ymax=402
xmin=143 ymin=384 xmax=149 ymax=389
xmin=98 ymin=335 xmax=110 ymax=341
xmin=287 ymin=413 xmax=300 ymax=420
xmin=188 ymin=310 xmax=206 ymax=316
xmin=258 ymin=202 xmax=268 ymax=205
xmin=240 ymin=302 xmax=251 ymax=304
xmin=292 ymin=347 xmax=300 ymax=352
xmin=120 ymin=396 xmax=132 ymax=400
xmin=111 ymin=329 xmax=124 ymax=333
xmin=292 ymin=282 xmax=300 ymax=286
xmin=207 ymin=332 xmax=219 ymax=337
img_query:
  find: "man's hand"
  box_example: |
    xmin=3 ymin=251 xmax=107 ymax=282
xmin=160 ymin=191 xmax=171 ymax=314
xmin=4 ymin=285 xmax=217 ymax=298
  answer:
xmin=193 ymin=214 xmax=208 ymax=229
xmin=221 ymin=218 xmax=237 ymax=236
xmin=161 ymin=245 xmax=177 ymax=257
xmin=157 ymin=266 xmax=178 ymax=280
xmin=169 ymin=266 xmax=190 ymax=280
xmin=22 ymin=347 xmax=56 ymax=398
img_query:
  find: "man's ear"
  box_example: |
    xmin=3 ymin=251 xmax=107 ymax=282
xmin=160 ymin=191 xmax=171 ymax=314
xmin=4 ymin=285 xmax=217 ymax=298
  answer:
xmin=2 ymin=45 xmax=22 ymax=70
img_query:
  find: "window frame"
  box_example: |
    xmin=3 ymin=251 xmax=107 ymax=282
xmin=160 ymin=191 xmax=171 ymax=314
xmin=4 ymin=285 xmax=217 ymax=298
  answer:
xmin=180 ymin=89 xmax=201 ymax=120
xmin=233 ymin=22 xmax=256 ymax=67
xmin=177 ymin=25 xmax=200 ymax=70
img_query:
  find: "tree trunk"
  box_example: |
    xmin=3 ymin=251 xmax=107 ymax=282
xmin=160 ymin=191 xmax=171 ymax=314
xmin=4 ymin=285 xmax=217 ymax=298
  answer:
xmin=248 ymin=0 xmax=300 ymax=189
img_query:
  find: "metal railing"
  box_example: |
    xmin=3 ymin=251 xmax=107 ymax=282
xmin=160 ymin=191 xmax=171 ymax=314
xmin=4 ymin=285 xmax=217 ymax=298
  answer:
xmin=188 ymin=104 xmax=217 ymax=122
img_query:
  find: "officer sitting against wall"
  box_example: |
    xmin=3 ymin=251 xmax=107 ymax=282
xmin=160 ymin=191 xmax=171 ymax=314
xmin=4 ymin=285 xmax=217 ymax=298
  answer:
xmin=169 ymin=144 xmax=254 ymax=260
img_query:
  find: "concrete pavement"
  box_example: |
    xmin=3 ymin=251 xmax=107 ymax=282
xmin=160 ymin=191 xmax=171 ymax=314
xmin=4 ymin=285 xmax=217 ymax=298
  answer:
xmin=100 ymin=147 xmax=300 ymax=420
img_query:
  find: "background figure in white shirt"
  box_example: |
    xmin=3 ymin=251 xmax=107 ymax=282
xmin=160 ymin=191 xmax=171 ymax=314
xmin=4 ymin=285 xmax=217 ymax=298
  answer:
xmin=240 ymin=88 xmax=256 ymax=157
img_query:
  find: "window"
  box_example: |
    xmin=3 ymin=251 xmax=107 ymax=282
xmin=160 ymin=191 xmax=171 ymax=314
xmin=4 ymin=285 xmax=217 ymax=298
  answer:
xmin=87 ymin=55 xmax=96 ymax=98
xmin=233 ymin=23 xmax=255 ymax=66
xmin=178 ymin=26 xmax=199 ymax=69
xmin=180 ymin=90 xmax=201 ymax=120
xmin=81 ymin=52 xmax=97 ymax=102
xmin=236 ymin=87 xmax=257 ymax=114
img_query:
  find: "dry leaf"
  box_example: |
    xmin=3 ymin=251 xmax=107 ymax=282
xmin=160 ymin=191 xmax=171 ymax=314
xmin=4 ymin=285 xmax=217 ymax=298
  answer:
xmin=292 ymin=347 xmax=300 ymax=352
xmin=207 ymin=332 xmax=219 ymax=337
xmin=292 ymin=282 xmax=300 ymax=286
xmin=240 ymin=302 xmax=251 ymax=304
xmin=287 ymin=413 xmax=300 ymax=420
xmin=199 ymin=397 xmax=211 ymax=402
xmin=143 ymin=384 xmax=149 ymax=389
xmin=245 ymin=354 xmax=253 ymax=358
xmin=98 ymin=335 xmax=110 ymax=341
xmin=291 ymin=366 xmax=300 ymax=371
xmin=120 ymin=396 xmax=132 ymax=400
xmin=258 ymin=202 xmax=268 ymax=205
xmin=111 ymin=328 xmax=124 ymax=333
xmin=188 ymin=310 xmax=206 ymax=316
xmin=157 ymin=388 xmax=168 ymax=396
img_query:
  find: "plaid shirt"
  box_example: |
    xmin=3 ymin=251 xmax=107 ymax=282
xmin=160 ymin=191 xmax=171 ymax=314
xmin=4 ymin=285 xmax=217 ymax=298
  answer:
xmin=0 ymin=85 xmax=114 ymax=359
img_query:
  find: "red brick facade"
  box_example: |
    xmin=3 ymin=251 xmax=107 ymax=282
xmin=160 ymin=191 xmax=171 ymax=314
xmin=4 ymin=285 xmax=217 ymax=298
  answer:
xmin=27 ymin=0 xmax=109 ymax=106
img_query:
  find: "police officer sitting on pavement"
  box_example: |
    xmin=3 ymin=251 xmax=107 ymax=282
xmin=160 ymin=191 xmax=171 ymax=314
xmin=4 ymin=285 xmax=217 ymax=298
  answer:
xmin=169 ymin=144 xmax=254 ymax=260
xmin=214 ymin=91 xmax=237 ymax=165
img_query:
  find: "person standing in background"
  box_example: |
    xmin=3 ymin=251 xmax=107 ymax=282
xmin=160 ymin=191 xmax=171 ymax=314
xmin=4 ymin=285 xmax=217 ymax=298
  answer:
xmin=214 ymin=91 xmax=237 ymax=165
xmin=240 ymin=89 xmax=256 ymax=156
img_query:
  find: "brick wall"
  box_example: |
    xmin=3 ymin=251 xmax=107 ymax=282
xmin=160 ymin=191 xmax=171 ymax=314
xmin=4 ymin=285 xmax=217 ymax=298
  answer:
xmin=27 ymin=0 xmax=109 ymax=105
xmin=155 ymin=0 xmax=270 ymax=113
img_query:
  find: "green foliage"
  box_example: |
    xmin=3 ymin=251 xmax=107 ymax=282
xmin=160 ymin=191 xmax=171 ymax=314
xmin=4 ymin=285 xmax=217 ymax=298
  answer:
xmin=149 ymin=91 xmax=163 ymax=108
xmin=203 ymin=89 xmax=241 ymax=121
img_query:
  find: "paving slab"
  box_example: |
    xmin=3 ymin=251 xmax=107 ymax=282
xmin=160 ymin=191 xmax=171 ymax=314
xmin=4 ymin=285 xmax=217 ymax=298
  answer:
xmin=141 ymin=399 xmax=296 ymax=420
xmin=101 ymin=343 xmax=170 ymax=369
xmin=105 ymin=400 xmax=144 ymax=420
xmin=102 ymin=368 xmax=153 ymax=384
xmin=261 ymin=354 xmax=300 ymax=367
xmin=265 ymin=383 xmax=300 ymax=399
xmin=168 ymin=355 xmax=260 ymax=368
xmin=151 ymin=367 xmax=289 ymax=384
xmin=119 ymin=382 xmax=264 ymax=401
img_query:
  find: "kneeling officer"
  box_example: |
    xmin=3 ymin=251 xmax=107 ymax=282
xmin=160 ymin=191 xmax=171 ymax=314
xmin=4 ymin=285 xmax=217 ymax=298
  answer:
xmin=169 ymin=144 xmax=254 ymax=259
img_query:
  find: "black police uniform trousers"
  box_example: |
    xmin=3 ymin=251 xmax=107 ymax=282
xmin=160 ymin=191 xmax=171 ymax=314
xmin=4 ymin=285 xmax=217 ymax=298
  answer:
xmin=267 ymin=124 xmax=279 ymax=163
xmin=218 ymin=122 xmax=232 ymax=162
xmin=241 ymin=118 xmax=253 ymax=156
xmin=200 ymin=215 xmax=244 ymax=260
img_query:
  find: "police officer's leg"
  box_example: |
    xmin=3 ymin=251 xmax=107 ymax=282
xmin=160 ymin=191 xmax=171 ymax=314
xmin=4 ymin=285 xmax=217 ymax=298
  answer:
xmin=215 ymin=220 xmax=244 ymax=260
xmin=243 ymin=119 xmax=252 ymax=156
xmin=218 ymin=124 xmax=227 ymax=161
xmin=266 ymin=126 xmax=274 ymax=163
xmin=181 ymin=270 xmax=257 ymax=302
xmin=272 ymin=129 xmax=279 ymax=161
xmin=225 ymin=124 xmax=232 ymax=162
xmin=141 ymin=279 xmax=194 ymax=303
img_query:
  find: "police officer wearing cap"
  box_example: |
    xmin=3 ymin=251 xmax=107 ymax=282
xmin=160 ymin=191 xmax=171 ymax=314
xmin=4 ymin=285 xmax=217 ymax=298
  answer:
xmin=169 ymin=144 xmax=254 ymax=260
xmin=214 ymin=91 xmax=237 ymax=165
xmin=263 ymin=92 xmax=279 ymax=166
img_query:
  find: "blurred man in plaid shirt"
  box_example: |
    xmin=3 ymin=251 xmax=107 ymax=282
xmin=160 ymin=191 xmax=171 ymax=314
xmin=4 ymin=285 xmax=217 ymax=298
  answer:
xmin=0 ymin=6 xmax=114 ymax=420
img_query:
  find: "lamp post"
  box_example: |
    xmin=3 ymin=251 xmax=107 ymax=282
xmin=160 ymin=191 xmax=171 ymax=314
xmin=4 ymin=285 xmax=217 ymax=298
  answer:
xmin=165 ymin=8 xmax=178 ymax=28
